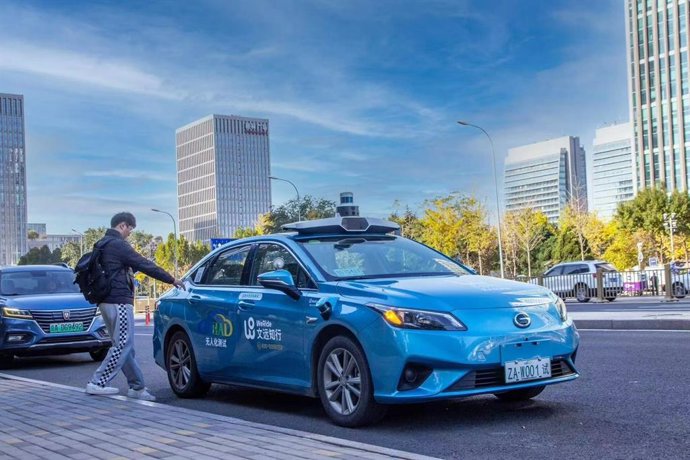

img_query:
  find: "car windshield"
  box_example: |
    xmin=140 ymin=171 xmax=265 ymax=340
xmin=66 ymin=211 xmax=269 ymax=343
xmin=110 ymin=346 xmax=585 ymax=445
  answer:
xmin=298 ymin=236 xmax=472 ymax=280
xmin=0 ymin=270 xmax=79 ymax=296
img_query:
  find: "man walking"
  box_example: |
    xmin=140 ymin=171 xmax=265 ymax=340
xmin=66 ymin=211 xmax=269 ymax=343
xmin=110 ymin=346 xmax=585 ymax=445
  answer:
xmin=85 ymin=212 xmax=184 ymax=401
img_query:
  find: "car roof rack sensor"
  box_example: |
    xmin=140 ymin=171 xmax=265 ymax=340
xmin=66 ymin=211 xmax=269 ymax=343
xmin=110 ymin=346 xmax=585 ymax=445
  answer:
xmin=283 ymin=216 xmax=400 ymax=235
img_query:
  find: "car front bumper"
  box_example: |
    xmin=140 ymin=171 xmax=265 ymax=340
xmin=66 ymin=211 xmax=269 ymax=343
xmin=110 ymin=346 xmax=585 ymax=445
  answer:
xmin=0 ymin=316 xmax=111 ymax=357
xmin=360 ymin=305 xmax=580 ymax=404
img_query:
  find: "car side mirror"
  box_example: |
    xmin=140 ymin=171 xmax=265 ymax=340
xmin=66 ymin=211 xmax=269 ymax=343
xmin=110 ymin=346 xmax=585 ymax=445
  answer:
xmin=258 ymin=270 xmax=301 ymax=300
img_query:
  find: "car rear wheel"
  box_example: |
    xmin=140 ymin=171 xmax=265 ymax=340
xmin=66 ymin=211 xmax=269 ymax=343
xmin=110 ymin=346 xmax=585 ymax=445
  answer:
xmin=166 ymin=331 xmax=210 ymax=398
xmin=317 ymin=336 xmax=387 ymax=427
xmin=89 ymin=348 xmax=109 ymax=361
xmin=673 ymin=282 xmax=686 ymax=299
xmin=0 ymin=354 xmax=14 ymax=369
xmin=574 ymin=284 xmax=590 ymax=303
xmin=494 ymin=385 xmax=545 ymax=401
xmin=605 ymin=297 xmax=616 ymax=302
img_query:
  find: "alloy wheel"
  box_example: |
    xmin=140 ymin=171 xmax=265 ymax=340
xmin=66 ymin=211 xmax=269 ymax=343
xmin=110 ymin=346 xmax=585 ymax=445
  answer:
xmin=322 ymin=347 xmax=362 ymax=415
xmin=169 ymin=339 xmax=192 ymax=390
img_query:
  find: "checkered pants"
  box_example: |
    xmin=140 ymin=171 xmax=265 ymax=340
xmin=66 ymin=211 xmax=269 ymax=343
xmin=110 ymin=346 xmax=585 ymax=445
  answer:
xmin=89 ymin=303 xmax=145 ymax=390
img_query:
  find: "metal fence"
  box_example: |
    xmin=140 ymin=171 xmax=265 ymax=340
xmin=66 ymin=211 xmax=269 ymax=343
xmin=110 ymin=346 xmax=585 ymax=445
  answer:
xmin=519 ymin=264 xmax=690 ymax=302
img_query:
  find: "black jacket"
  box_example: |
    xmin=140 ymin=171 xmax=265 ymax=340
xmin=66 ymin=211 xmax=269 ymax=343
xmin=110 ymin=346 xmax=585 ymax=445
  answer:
xmin=98 ymin=228 xmax=175 ymax=305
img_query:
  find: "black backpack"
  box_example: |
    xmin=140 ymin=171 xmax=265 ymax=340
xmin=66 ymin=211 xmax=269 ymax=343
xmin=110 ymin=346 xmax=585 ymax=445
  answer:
xmin=74 ymin=238 xmax=116 ymax=304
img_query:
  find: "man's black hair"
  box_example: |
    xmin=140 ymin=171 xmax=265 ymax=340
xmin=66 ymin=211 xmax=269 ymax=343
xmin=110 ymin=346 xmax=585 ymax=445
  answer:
xmin=111 ymin=212 xmax=137 ymax=229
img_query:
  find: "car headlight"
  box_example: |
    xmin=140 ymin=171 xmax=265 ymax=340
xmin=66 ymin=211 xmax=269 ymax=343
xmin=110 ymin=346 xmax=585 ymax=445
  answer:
xmin=367 ymin=303 xmax=467 ymax=331
xmin=555 ymin=297 xmax=567 ymax=322
xmin=1 ymin=306 xmax=32 ymax=319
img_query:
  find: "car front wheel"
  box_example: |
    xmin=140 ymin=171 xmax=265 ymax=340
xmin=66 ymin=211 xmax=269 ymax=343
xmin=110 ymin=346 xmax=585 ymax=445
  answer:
xmin=89 ymin=348 xmax=109 ymax=361
xmin=494 ymin=385 xmax=545 ymax=401
xmin=0 ymin=354 xmax=14 ymax=369
xmin=575 ymin=284 xmax=590 ymax=302
xmin=166 ymin=331 xmax=210 ymax=398
xmin=317 ymin=336 xmax=387 ymax=427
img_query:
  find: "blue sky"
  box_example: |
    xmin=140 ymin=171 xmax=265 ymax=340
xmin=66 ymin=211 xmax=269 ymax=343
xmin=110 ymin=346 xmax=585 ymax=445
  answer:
xmin=0 ymin=0 xmax=628 ymax=237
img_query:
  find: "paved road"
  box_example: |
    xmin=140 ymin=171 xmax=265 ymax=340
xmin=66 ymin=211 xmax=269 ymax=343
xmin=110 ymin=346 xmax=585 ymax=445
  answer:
xmin=4 ymin=327 xmax=689 ymax=459
xmin=566 ymin=296 xmax=690 ymax=313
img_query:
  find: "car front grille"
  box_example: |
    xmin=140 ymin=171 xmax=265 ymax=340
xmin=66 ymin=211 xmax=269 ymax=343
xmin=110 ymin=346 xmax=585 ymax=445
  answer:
xmin=444 ymin=358 xmax=575 ymax=392
xmin=30 ymin=308 xmax=97 ymax=334
xmin=39 ymin=335 xmax=96 ymax=344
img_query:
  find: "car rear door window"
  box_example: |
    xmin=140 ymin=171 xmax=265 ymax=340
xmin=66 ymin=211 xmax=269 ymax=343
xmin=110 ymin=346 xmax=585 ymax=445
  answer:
xmin=544 ymin=266 xmax=563 ymax=277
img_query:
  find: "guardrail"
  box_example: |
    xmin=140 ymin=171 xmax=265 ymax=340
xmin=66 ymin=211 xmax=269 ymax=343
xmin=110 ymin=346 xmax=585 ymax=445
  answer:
xmin=518 ymin=263 xmax=689 ymax=302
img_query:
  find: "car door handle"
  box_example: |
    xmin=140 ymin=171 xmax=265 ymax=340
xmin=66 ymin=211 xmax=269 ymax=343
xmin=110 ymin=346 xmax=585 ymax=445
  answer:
xmin=238 ymin=300 xmax=255 ymax=311
xmin=189 ymin=295 xmax=202 ymax=304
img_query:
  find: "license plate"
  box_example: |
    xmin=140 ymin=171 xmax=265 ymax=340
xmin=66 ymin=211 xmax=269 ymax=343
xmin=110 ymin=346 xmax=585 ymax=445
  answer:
xmin=505 ymin=357 xmax=551 ymax=383
xmin=49 ymin=322 xmax=84 ymax=334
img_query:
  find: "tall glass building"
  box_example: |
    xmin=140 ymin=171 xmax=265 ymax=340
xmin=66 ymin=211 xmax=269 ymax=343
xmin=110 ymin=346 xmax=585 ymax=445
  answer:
xmin=504 ymin=136 xmax=587 ymax=223
xmin=626 ymin=0 xmax=690 ymax=191
xmin=591 ymin=122 xmax=635 ymax=220
xmin=176 ymin=114 xmax=271 ymax=242
xmin=0 ymin=93 xmax=27 ymax=266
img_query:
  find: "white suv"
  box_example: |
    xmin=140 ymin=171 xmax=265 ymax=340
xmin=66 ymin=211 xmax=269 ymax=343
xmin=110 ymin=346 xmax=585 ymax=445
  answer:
xmin=539 ymin=261 xmax=624 ymax=302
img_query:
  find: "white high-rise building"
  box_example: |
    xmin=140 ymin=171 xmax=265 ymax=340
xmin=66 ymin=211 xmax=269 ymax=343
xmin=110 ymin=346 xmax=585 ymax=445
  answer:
xmin=504 ymin=136 xmax=587 ymax=223
xmin=0 ymin=93 xmax=27 ymax=265
xmin=591 ymin=123 xmax=635 ymax=220
xmin=626 ymin=0 xmax=690 ymax=191
xmin=176 ymin=114 xmax=272 ymax=242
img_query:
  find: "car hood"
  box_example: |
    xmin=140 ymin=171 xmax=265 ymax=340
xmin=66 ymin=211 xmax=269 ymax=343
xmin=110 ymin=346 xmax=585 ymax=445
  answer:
xmin=336 ymin=275 xmax=554 ymax=311
xmin=0 ymin=293 xmax=94 ymax=310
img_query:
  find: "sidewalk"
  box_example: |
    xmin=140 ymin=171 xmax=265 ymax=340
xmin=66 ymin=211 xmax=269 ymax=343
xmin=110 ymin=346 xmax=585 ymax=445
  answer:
xmin=0 ymin=374 xmax=435 ymax=460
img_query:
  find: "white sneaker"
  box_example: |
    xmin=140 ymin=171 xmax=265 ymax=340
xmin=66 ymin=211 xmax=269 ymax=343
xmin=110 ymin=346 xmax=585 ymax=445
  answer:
xmin=85 ymin=382 xmax=119 ymax=395
xmin=127 ymin=387 xmax=156 ymax=401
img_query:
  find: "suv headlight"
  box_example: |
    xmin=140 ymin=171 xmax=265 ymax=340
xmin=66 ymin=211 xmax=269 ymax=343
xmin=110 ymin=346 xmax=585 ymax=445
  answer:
xmin=555 ymin=297 xmax=567 ymax=322
xmin=2 ymin=306 xmax=32 ymax=319
xmin=367 ymin=304 xmax=467 ymax=331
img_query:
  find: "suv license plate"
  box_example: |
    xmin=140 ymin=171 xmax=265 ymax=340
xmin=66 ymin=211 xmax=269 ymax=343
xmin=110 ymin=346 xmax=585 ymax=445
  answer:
xmin=505 ymin=357 xmax=551 ymax=383
xmin=49 ymin=322 xmax=84 ymax=334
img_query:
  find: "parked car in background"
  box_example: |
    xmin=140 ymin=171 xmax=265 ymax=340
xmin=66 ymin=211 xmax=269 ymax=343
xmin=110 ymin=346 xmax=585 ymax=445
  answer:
xmin=538 ymin=261 xmax=623 ymax=302
xmin=154 ymin=216 xmax=579 ymax=427
xmin=0 ymin=264 xmax=111 ymax=368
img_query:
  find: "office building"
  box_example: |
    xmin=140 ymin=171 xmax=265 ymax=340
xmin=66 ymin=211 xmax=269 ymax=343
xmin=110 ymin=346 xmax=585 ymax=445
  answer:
xmin=504 ymin=136 xmax=587 ymax=223
xmin=27 ymin=223 xmax=47 ymax=237
xmin=176 ymin=114 xmax=271 ymax=242
xmin=591 ymin=123 xmax=635 ymax=220
xmin=626 ymin=0 xmax=690 ymax=190
xmin=0 ymin=93 xmax=27 ymax=266
xmin=27 ymin=234 xmax=80 ymax=252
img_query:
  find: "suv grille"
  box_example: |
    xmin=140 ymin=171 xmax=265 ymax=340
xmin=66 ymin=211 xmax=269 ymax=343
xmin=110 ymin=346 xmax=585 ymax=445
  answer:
xmin=30 ymin=308 xmax=97 ymax=334
xmin=445 ymin=359 xmax=575 ymax=392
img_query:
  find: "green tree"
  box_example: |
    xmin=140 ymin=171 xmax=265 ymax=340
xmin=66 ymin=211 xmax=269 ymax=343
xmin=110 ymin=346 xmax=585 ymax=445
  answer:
xmin=263 ymin=195 xmax=336 ymax=233
xmin=27 ymin=230 xmax=39 ymax=240
xmin=19 ymin=246 xmax=63 ymax=265
xmin=419 ymin=195 xmax=464 ymax=258
xmin=389 ymin=204 xmax=423 ymax=241
xmin=506 ymin=208 xmax=549 ymax=277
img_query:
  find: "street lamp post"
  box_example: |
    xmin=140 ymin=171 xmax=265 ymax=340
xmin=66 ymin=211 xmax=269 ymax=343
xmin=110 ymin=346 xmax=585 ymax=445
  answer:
xmin=71 ymin=229 xmax=84 ymax=257
xmin=269 ymin=175 xmax=301 ymax=221
xmin=663 ymin=213 xmax=677 ymax=262
xmin=152 ymin=208 xmax=178 ymax=278
xmin=457 ymin=121 xmax=505 ymax=278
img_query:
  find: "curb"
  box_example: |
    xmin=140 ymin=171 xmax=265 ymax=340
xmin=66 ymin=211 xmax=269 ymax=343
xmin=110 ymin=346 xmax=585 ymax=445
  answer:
xmin=573 ymin=319 xmax=690 ymax=330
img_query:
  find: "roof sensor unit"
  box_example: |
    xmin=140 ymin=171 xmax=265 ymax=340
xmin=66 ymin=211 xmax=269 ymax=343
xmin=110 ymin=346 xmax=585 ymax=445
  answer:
xmin=282 ymin=216 xmax=400 ymax=235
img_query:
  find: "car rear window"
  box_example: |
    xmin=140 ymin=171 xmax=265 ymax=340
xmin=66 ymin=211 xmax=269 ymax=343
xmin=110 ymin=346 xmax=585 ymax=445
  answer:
xmin=595 ymin=263 xmax=617 ymax=272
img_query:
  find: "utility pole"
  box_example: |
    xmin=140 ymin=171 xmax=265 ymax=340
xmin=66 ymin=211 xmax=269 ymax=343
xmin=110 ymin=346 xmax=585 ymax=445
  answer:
xmin=663 ymin=213 xmax=677 ymax=262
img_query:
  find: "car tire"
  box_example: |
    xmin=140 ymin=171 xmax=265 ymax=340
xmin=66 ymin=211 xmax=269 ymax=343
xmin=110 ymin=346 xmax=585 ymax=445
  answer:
xmin=89 ymin=348 xmax=109 ymax=361
xmin=317 ymin=335 xmax=387 ymax=427
xmin=166 ymin=331 xmax=210 ymax=398
xmin=494 ymin=385 xmax=545 ymax=401
xmin=605 ymin=297 xmax=616 ymax=302
xmin=673 ymin=282 xmax=686 ymax=299
xmin=0 ymin=354 xmax=14 ymax=369
xmin=574 ymin=284 xmax=590 ymax=303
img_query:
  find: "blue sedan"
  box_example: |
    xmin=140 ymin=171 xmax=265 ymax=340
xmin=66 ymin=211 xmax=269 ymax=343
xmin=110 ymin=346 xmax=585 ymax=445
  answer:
xmin=154 ymin=216 xmax=579 ymax=427
xmin=0 ymin=264 xmax=111 ymax=368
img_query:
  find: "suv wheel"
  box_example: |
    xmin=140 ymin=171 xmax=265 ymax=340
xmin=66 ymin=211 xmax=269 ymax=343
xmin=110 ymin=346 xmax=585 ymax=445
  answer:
xmin=89 ymin=348 xmax=109 ymax=362
xmin=574 ymin=283 xmax=590 ymax=303
xmin=673 ymin=282 xmax=686 ymax=299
